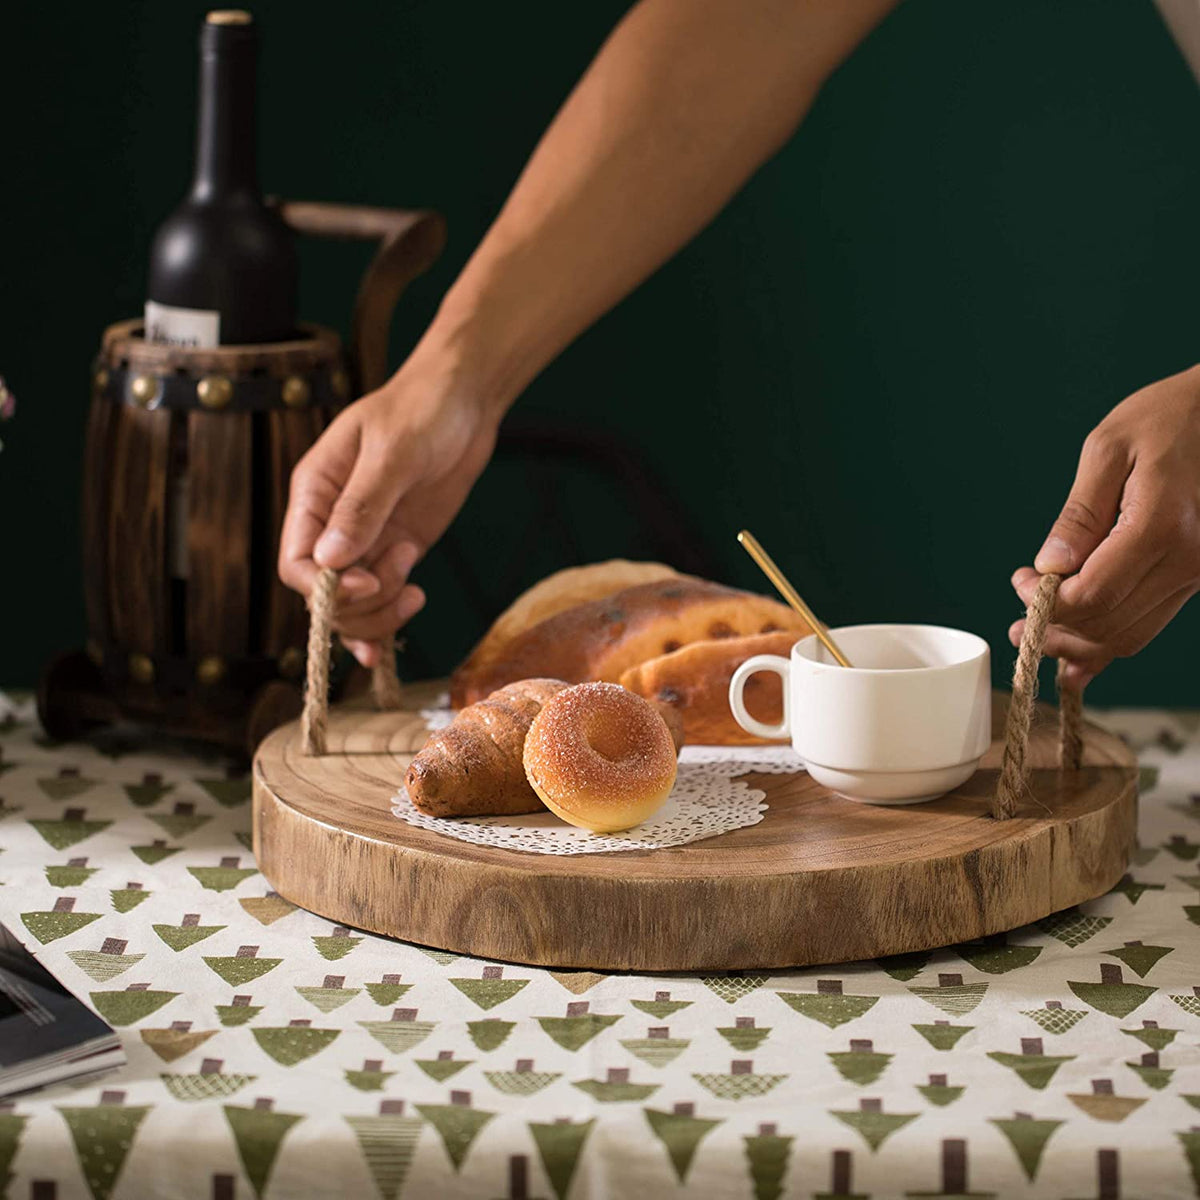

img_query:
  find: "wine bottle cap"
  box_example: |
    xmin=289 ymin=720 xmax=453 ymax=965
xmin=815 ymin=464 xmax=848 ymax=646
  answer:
xmin=206 ymin=10 xmax=253 ymax=25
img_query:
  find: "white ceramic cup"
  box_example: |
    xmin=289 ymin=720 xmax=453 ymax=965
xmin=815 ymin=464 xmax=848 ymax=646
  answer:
xmin=728 ymin=624 xmax=991 ymax=805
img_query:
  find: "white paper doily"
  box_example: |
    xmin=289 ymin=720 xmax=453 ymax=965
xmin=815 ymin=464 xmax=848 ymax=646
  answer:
xmin=390 ymin=762 xmax=768 ymax=856
xmin=417 ymin=695 xmax=805 ymax=776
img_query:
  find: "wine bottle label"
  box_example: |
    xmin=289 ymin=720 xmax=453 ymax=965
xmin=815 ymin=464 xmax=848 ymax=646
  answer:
xmin=144 ymin=301 xmax=220 ymax=348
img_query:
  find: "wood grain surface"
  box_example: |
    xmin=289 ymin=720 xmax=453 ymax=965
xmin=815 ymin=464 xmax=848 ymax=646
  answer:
xmin=187 ymin=410 xmax=252 ymax=662
xmin=253 ymin=681 xmax=1136 ymax=971
xmin=100 ymin=318 xmax=342 ymax=377
xmin=106 ymin=406 xmax=170 ymax=661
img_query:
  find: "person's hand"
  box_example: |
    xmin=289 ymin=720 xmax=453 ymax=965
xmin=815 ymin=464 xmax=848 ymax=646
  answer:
xmin=1010 ymin=363 xmax=1200 ymax=687
xmin=279 ymin=355 xmax=500 ymax=667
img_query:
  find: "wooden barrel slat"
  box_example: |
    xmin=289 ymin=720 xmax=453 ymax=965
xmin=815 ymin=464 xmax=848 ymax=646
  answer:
xmin=106 ymin=407 xmax=171 ymax=658
xmin=253 ymin=686 xmax=1137 ymax=971
xmin=263 ymin=407 xmax=326 ymax=658
xmin=187 ymin=411 xmax=253 ymax=661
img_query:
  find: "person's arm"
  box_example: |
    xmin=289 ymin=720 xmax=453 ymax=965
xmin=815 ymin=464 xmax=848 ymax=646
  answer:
xmin=1010 ymin=362 xmax=1200 ymax=686
xmin=280 ymin=0 xmax=898 ymax=665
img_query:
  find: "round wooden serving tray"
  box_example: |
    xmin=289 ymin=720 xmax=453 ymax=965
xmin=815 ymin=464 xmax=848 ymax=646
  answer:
xmin=252 ymin=680 xmax=1136 ymax=971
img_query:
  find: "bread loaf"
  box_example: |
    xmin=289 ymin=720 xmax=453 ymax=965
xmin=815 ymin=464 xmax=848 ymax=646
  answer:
xmin=620 ymin=631 xmax=798 ymax=745
xmin=406 ymin=678 xmax=567 ymax=817
xmin=451 ymin=576 xmax=811 ymax=708
xmin=452 ymin=560 xmax=677 ymax=705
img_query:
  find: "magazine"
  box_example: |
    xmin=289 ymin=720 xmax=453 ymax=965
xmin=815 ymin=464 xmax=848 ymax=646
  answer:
xmin=0 ymin=923 xmax=124 ymax=1097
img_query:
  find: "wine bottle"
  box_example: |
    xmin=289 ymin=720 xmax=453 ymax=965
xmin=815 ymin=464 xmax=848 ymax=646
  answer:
xmin=144 ymin=10 xmax=297 ymax=348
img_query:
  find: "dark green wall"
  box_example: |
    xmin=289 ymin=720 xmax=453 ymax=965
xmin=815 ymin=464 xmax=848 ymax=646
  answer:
xmin=3 ymin=1 xmax=1198 ymax=703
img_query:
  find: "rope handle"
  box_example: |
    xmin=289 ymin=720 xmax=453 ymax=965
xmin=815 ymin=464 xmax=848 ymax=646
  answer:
xmin=993 ymin=573 xmax=1083 ymax=818
xmin=301 ymin=567 xmax=403 ymax=755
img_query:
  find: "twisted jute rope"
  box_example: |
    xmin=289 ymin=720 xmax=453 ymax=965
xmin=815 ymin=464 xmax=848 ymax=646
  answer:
xmin=993 ymin=572 xmax=1084 ymax=819
xmin=301 ymin=567 xmax=403 ymax=755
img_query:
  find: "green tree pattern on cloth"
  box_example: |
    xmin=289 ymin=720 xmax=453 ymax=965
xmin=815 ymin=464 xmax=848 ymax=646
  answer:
xmin=529 ymin=1118 xmax=595 ymax=1200
xmin=21 ymin=907 xmax=102 ymax=944
xmin=57 ymin=1102 xmax=150 ymax=1200
xmin=110 ymin=885 xmax=150 ymax=912
xmin=830 ymin=1103 xmax=919 ymax=1152
xmin=989 ymin=1116 xmax=1064 ymax=1180
xmin=346 ymin=1110 xmax=423 ymax=1200
xmin=743 ymin=1127 xmax=792 ymax=1200
xmin=415 ymin=1100 xmax=496 ymax=1170
xmin=776 ymin=985 xmax=879 ymax=1028
xmin=311 ymin=931 xmax=363 ymax=960
xmin=643 ymin=1106 xmax=721 ymax=1182
xmin=467 ymin=1018 xmax=514 ymax=1052
xmin=90 ymin=987 xmax=179 ymax=1026
xmin=45 ymin=862 xmax=98 ymax=887
xmin=251 ymin=1026 xmax=339 ymax=1066
xmin=223 ymin=1103 xmax=303 ymax=1198
xmin=29 ymin=814 xmax=111 ymax=848
xmin=153 ymin=920 xmax=225 ymax=951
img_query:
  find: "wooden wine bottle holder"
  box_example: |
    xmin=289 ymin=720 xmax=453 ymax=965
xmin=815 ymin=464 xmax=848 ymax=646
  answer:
xmin=38 ymin=202 xmax=445 ymax=753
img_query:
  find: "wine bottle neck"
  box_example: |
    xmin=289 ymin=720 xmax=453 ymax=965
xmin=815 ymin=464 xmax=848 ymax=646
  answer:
xmin=190 ymin=22 xmax=259 ymax=202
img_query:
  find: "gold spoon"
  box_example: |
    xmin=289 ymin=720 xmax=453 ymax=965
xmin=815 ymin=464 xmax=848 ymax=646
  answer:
xmin=737 ymin=529 xmax=854 ymax=668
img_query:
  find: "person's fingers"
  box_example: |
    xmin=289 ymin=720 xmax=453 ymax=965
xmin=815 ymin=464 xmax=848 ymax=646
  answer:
xmin=334 ymin=541 xmax=422 ymax=622
xmin=340 ymin=638 xmax=381 ymax=670
xmin=336 ymin=569 xmax=383 ymax=603
xmin=1009 ymin=617 xmax=1105 ymax=662
xmin=1098 ymin=586 xmax=1192 ymax=661
xmin=313 ymin=441 xmax=422 ymax=572
xmin=279 ymin=417 xmax=360 ymax=592
xmin=1010 ymin=566 xmax=1040 ymax=605
xmin=1033 ymin=429 xmax=1129 ymax=575
xmin=1008 ymin=585 xmax=1192 ymax=685
xmin=334 ymin=583 xmax=427 ymax=648
xmin=278 ymin=548 xmax=378 ymax=605
xmin=1056 ymin=549 xmax=1176 ymax=643
xmin=1058 ymin=659 xmax=1105 ymax=690
xmin=1013 ymin=553 xmax=1173 ymax=643
xmin=1007 ymin=615 xmax=1111 ymax=688
xmin=1053 ymin=489 xmax=1165 ymax=615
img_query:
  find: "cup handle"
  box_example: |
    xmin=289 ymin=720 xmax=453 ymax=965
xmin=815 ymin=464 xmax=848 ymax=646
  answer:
xmin=728 ymin=654 xmax=791 ymax=741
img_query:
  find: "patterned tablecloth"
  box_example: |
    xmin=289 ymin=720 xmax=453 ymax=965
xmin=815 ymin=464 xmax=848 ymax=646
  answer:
xmin=1 ymin=691 xmax=1198 ymax=1200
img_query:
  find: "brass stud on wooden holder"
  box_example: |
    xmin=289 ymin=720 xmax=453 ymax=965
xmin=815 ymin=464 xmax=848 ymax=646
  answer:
xmin=128 ymin=652 xmax=155 ymax=685
xmin=301 ymin=568 xmax=403 ymax=755
xmin=130 ymin=374 xmax=159 ymax=408
xmin=281 ymin=376 xmax=311 ymax=408
xmin=196 ymin=656 xmax=226 ymax=686
xmin=993 ymin=573 xmax=1083 ymax=819
xmin=196 ymin=375 xmax=234 ymax=410
xmin=329 ymin=368 xmax=350 ymax=402
xmin=278 ymin=647 xmax=305 ymax=680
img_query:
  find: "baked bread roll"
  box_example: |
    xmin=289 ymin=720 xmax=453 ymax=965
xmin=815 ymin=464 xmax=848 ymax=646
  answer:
xmin=406 ymin=678 xmax=567 ymax=817
xmin=652 ymin=697 xmax=686 ymax=754
xmin=524 ymin=683 xmax=678 ymax=833
xmin=620 ymin=631 xmax=799 ymax=745
xmin=452 ymin=576 xmax=810 ymax=708
xmin=452 ymin=560 xmax=677 ymax=707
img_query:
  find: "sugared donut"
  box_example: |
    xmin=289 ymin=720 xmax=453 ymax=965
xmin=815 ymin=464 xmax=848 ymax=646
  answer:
xmin=523 ymin=682 xmax=678 ymax=832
